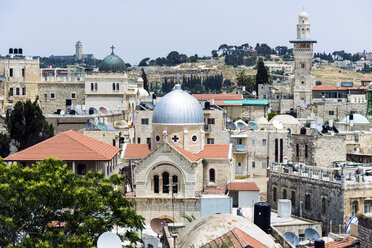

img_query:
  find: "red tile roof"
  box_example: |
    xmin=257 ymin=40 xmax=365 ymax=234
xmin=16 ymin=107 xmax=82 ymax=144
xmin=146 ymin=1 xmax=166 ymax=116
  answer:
xmin=192 ymin=94 xmax=243 ymax=101
xmin=123 ymin=144 xmax=151 ymax=159
xmin=228 ymin=181 xmax=260 ymax=191
xmin=361 ymin=77 xmax=371 ymax=82
xmin=197 ymin=144 xmax=230 ymax=159
xmin=202 ymin=228 xmax=268 ymax=248
xmin=313 ymin=85 xmax=337 ymax=91
xmin=310 ymin=236 xmax=357 ymax=248
xmin=173 ymin=145 xmax=200 ymax=162
xmin=4 ymin=130 xmax=120 ymax=161
xmin=313 ymin=85 xmax=369 ymax=91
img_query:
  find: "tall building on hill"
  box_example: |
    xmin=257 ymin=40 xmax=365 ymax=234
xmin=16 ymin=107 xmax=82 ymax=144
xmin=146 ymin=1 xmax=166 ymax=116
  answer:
xmin=75 ymin=41 xmax=83 ymax=60
xmin=290 ymin=10 xmax=317 ymax=107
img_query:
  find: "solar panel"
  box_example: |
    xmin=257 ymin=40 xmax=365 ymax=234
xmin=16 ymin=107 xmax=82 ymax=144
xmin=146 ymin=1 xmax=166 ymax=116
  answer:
xmin=283 ymin=232 xmax=299 ymax=246
xmin=304 ymin=228 xmax=320 ymax=242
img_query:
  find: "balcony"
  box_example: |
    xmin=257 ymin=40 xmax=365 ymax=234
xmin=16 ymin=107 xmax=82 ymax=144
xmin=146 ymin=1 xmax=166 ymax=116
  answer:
xmin=233 ymin=145 xmax=246 ymax=153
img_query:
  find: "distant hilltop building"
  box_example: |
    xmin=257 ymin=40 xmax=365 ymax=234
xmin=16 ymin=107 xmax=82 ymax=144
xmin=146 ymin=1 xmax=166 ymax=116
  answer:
xmin=49 ymin=41 xmax=95 ymax=60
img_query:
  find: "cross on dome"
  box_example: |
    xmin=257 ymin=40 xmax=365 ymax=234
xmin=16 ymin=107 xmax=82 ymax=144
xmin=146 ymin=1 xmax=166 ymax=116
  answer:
xmin=110 ymin=45 xmax=115 ymax=54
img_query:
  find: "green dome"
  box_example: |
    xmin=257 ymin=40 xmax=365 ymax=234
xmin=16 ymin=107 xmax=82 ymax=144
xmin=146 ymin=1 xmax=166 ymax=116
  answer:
xmin=99 ymin=46 xmax=127 ymax=72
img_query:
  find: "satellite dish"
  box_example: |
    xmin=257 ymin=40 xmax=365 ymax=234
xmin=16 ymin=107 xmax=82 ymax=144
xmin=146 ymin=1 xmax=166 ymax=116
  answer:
xmin=273 ymin=120 xmax=283 ymax=130
xmin=150 ymin=218 xmax=168 ymax=236
xmin=249 ymin=121 xmax=258 ymax=130
xmin=85 ymin=121 xmax=96 ymax=131
xmin=60 ymin=110 xmax=65 ymax=115
xmin=97 ymin=232 xmax=121 ymax=248
xmin=235 ymin=121 xmax=247 ymax=130
xmin=283 ymin=232 xmax=299 ymax=246
xmin=146 ymin=101 xmax=155 ymax=110
xmin=89 ymin=107 xmax=98 ymax=115
xmin=304 ymin=228 xmax=320 ymax=242
xmin=252 ymin=90 xmax=257 ymax=96
xmin=97 ymin=123 xmax=108 ymax=131
xmin=99 ymin=107 xmax=108 ymax=113
xmin=227 ymin=122 xmax=236 ymax=130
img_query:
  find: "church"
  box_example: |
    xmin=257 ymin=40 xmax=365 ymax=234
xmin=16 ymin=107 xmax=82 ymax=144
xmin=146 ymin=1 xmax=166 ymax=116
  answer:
xmin=123 ymin=84 xmax=235 ymax=223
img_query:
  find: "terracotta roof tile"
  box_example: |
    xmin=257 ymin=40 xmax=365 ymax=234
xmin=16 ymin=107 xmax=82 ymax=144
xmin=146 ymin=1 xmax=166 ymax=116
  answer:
xmin=228 ymin=181 xmax=260 ymax=191
xmin=313 ymin=85 xmax=337 ymax=91
xmin=197 ymin=144 xmax=230 ymax=159
xmin=192 ymin=94 xmax=243 ymax=101
xmin=310 ymin=236 xmax=357 ymax=248
xmin=123 ymin=144 xmax=151 ymax=159
xmin=361 ymin=77 xmax=371 ymax=82
xmin=173 ymin=145 xmax=200 ymax=162
xmin=202 ymin=228 xmax=268 ymax=248
xmin=4 ymin=130 xmax=120 ymax=161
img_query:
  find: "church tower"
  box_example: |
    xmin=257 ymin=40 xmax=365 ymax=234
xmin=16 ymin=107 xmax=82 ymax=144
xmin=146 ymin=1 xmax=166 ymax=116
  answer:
xmin=75 ymin=41 xmax=83 ymax=60
xmin=290 ymin=11 xmax=317 ymax=107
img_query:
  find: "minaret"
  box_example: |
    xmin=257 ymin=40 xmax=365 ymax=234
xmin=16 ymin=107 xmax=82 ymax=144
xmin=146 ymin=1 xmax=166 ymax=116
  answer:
xmin=290 ymin=10 xmax=317 ymax=107
xmin=75 ymin=41 xmax=83 ymax=60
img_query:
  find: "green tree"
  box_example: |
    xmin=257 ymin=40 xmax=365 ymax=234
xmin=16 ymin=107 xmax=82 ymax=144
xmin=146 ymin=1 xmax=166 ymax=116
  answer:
xmin=5 ymin=98 xmax=54 ymax=151
xmin=138 ymin=57 xmax=150 ymax=66
xmin=0 ymin=133 xmax=10 ymax=158
xmin=0 ymin=158 xmax=144 ymax=247
xmin=268 ymin=112 xmax=278 ymax=121
xmin=236 ymin=71 xmax=249 ymax=86
xmin=255 ymin=61 xmax=269 ymax=92
xmin=141 ymin=68 xmax=150 ymax=93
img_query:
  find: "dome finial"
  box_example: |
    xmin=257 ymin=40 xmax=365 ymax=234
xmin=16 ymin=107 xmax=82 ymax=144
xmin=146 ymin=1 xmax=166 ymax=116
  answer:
xmin=174 ymin=73 xmax=181 ymax=90
xmin=110 ymin=45 xmax=115 ymax=54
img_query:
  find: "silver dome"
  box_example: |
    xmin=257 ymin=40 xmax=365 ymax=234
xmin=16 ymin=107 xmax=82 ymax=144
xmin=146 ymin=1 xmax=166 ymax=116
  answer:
xmin=152 ymin=84 xmax=204 ymax=125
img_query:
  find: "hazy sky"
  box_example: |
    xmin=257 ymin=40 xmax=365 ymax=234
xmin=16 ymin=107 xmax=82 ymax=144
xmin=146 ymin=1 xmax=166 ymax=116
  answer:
xmin=0 ymin=0 xmax=371 ymax=64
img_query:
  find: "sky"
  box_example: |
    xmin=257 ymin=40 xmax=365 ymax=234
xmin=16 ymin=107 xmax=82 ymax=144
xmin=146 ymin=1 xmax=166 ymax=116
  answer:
xmin=0 ymin=0 xmax=371 ymax=64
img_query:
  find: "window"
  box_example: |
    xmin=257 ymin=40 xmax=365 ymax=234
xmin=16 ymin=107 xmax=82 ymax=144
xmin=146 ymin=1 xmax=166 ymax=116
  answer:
xmin=112 ymin=83 xmax=116 ymax=91
xmin=273 ymin=187 xmax=277 ymax=202
xmin=71 ymin=92 xmax=76 ymax=99
xmin=207 ymin=138 xmax=214 ymax=144
xmin=209 ymin=169 xmax=215 ymax=183
xmin=162 ymin=172 xmax=169 ymax=193
xmin=207 ymin=118 xmax=215 ymax=125
xmin=305 ymin=193 xmax=311 ymax=210
xmin=172 ymin=175 xmax=178 ymax=193
xmin=291 ymin=191 xmax=296 ymax=207
xmin=116 ymin=83 xmax=119 ymax=90
xmin=191 ymin=135 xmax=197 ymax=143
xmin=329 ymin=111 xmax=334 ymax=116
xmin=296 ymin=144 xmax=300 ymax=157
xmin=9 ymin=87 xmax=13 ymax=96
xmin=77 ymin=163 xmax=86 ymax=175
xmin=155 ymin=135 xmax=160 ymax=143
xmin=262 ymin=139 xmax=267 ymax=146
xmin=252 ymin=161 xmax=256 ymax=168
xmin=282 ymin=189 xmax=287 ymax=199
xmin=352 ymin=201 xmax=358 ymax=216
xmin=146 ymin=138 xmax=151 ymax=145
xmin=305 ymin=144 xmax=308 ymax=158
xmin=154 ymin=175 xmax=159 ymax=193
xmin=299 ymin=234 xmax=305 ymax=242
xmin=262 ymin=161 xmax=267 ymax=168
xmin=94 ymin=83 xmax=98 ymax=91
xmin=141 ymin=118 xmax=149 ymax=125
xmin=9 ymin=68 xmax=13 ymax=77
xmin=275 ymin=139 xmax=279 ymax=162
xmin=237 ymin=138 xmax=243 ymax=145
xmin=91 ymin=83 xmax=94 ymax=91
xmin=322 ymin=197 xmax=327 ymax=214
xmin=251 ymin=139 xmax=255 ymax=145
xmin=301 ymin=62 xmax=305 ymax=69
xmin=364 ymin=200 xmax=371 ymax=213
xmin=16 ymin=88 xmax=20 ymax=96
xmin=50 ymin=92 xmax=55 ymax=99
xmin=22 ymin=68 xmax=25 ymax=77
xmin=112 ymin=139 xmax=116 ymax=146
xmin=280 ymin=139 xmax=283 ymax=163
xmin=263 ymin=95 xmax=267 ymax=99
xmin=301 ymin=81 xmax=305 ymax=85
xmin=137 ymin=137 xmax=141 ymax=144
xmin=43 ymin=93 xmax=47 ymax=100
xmin=22 ymin=87 xmax=26 ymax=96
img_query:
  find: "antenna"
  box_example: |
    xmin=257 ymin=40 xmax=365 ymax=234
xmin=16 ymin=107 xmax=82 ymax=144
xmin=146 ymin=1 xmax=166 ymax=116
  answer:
xmin=249 ymin=121 xmax=258 ymax=130
xmin=283 ymin=232 xmax=299 ymax=246
xmin=304 ymin=228 xmax=320 ymax=242
xmin=273 ymin=120 xmax=284 ymax=130
xmin=150 ymin=218 xmax=168 ymax=236
xmin=97 ymin=232 xmax=121 ymax=248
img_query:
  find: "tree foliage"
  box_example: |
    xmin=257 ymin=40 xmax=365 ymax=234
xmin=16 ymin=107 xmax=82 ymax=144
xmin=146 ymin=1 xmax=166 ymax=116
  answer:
xmin=0 ymin=133 xmax=10 ymax=158
xmin=0 ymin=158 xmax=144 ymax=247
xmin=236 ymin=71 xmax=249 ymax=86
xmin=5 ymin=98 xmax=54 ymax=151
xmin=141 ymin=68 xmax=150 ymax=93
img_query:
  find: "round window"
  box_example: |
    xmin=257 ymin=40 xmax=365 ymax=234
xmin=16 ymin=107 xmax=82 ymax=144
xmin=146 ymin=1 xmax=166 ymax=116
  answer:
xmin=155 ymin=135 xmax=160 ymax=143
xmin=192 ymin=135 xmax=198 ymax=143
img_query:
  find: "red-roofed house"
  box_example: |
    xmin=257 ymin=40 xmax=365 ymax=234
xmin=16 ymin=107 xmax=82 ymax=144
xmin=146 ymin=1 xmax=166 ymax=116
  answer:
xmin=313 ymin=84 xmax=368 ymax=103
xmin=4 ymin=130 xmax=121 ymax=177
xmin=228 ymin=181 xmax=260 ymax=208
xmin=192 ymin=94 xmax=243 ymax=101
xmin=361 ymin=77 xmax=371 ymax=86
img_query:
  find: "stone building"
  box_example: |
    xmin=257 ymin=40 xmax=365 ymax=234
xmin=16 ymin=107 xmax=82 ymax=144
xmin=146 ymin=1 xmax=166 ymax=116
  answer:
xmin=268 ymin=163 xmax=372 ymax=234
xmin=292 ymin=131 xmax=346 ymax=167
xmin=122 ymin=84 xmax=235 ymax=223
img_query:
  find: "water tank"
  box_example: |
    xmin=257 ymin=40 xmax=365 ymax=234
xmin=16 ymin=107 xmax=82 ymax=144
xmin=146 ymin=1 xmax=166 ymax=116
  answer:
xmin=300 ymin=127 xmax=306 ymax=135
xmin=314 ymin=239 xmax=325 ymax=248
xmin=254 ymin=202 xmax=271 ymax=233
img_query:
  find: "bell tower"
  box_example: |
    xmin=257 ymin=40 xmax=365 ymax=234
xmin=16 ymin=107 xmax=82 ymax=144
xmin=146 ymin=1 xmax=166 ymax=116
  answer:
xmin=290 ymin=11 xmax=317 ymax=107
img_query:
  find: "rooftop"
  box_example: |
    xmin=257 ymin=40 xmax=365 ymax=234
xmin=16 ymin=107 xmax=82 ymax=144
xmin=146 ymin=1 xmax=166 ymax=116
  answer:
xmin=5 ymin=130 xmax=120 ymax=161
xmin=228 ymin=181 xmax=260 ymax=191
xmin=218 ymin=99 xmax=269 ymax=106
xmin=122 ymin=144 xmax=151 ymax=159
xmin=309 ymin=236 xmax=358 ymax=248
xmin=192 ymin=94 xmax=243 ymax=101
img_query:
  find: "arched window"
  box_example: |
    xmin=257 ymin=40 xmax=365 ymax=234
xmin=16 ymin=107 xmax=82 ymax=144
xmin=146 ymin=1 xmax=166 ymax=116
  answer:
xmin=282 ymin=189 xmax=287 ymax=199
xmin=91 ymin=83 xmax=94 ymax=91
xmin=322 ymin=197 xmax=327 ymax=213
xmin=162 ymin=172 xmax=169 ymax=193
xmin=77 ymin=163 xmax=86 ymax=175
xmin=116 ymin=83 xmax=119 ymax=90
xmin=154 ymin=175 xmax=159 ymax=193
xmin=209 ymin=169 xmax=215 ymax=183
xmin=352 ymin=201 xmax=358 ymax=216
xmin=172 ymin=175 xmax=178 ymax=193
xmin=273 ymin=187 xmax=277 ymax=202
xmin=113 ymin=83 xmax=116 ymax=91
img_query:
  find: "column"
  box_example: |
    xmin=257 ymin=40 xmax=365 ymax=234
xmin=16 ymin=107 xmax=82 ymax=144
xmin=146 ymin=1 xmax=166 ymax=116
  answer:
xmin=72 ymin=161 xmax=76 ymax=174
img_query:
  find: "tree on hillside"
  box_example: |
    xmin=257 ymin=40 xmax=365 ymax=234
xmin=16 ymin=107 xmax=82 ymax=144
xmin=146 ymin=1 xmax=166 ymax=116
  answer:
xmin=141 ymin=68 xmax=150 ymax=93
xmin=0 ymin=133 xmax=10 ymax=158
xmin=138 ymin=57 xmax=150 ymax=66
xmin=255 ymin=61 xmax=269 ymax=93
xmin=236 ymin=71 xmax=249 ymax=86
xmin=5 ymin=98 xmax=54 ymax=151
xmin=0 ymin=158 xmax=144 ymax=247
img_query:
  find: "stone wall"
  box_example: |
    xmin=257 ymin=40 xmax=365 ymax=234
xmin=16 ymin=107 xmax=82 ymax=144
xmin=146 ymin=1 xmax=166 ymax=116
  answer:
xmin=358 ymin=213 xmax=372 ymax=248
